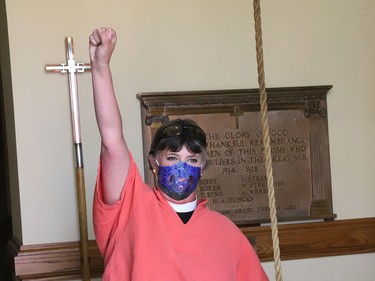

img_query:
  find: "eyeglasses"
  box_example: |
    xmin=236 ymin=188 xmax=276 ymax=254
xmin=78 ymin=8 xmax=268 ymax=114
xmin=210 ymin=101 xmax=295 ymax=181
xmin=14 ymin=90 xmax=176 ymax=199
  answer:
xmin=159 ymin=124 xmax=206 ymax=143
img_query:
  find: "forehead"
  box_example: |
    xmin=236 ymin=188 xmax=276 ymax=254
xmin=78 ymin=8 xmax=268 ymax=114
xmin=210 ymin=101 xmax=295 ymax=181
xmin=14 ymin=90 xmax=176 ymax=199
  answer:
xmin=158 ymin=146 xmax=201 ymax=157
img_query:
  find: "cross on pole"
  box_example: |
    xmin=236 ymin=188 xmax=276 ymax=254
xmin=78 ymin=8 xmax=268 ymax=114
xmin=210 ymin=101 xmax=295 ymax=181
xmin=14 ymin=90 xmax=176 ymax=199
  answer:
xmin=45 ymin=37 xmax=91 ymax=281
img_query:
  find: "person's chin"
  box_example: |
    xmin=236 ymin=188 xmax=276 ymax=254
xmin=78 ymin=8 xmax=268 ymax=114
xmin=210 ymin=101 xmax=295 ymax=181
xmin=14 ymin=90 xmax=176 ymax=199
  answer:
xmin=160 ymin=189 xmax=196 ymax=204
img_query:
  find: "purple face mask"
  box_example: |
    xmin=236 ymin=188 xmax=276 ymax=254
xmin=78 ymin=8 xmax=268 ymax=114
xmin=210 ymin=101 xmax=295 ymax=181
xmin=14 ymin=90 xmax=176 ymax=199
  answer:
xmin=157 ymin=161 xmax=201 ymax=201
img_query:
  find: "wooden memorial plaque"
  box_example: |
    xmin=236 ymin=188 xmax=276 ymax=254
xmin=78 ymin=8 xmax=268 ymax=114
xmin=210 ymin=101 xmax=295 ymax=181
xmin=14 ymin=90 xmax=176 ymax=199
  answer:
xmin=137 ymin=86 xmax=336 ymax=225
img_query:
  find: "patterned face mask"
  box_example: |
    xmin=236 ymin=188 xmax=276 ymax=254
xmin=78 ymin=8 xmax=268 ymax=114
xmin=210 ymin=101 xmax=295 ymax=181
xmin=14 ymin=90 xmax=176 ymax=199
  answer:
xmin=157 ymin=161 xmax=201 ymax=201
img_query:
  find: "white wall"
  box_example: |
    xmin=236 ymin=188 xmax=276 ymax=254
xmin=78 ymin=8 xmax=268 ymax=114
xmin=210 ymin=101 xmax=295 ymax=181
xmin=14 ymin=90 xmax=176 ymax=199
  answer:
xmin=3 ymin=0 xmax=375 ymax=280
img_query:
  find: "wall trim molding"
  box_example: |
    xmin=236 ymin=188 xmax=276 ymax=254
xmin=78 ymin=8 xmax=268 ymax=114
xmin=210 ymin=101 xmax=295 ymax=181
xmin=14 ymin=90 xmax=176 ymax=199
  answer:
xmin=243 ymin=217 xmax=375 ymax=261
xmin=6 ymin=217 xmax=375 ymax=280
xmin=6 ymin=238 xmax=104 ymax=280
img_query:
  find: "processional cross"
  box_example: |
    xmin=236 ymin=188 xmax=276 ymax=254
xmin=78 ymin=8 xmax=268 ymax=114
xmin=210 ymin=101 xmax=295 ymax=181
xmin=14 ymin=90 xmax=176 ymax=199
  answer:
xmin=45 ymin=37 xmax=91 ymax=281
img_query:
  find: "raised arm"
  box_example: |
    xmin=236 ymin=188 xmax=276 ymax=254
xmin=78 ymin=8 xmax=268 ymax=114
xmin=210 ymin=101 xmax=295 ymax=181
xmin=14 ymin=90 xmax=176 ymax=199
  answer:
xmin=89 ymin=27 xmax=130 ymax=205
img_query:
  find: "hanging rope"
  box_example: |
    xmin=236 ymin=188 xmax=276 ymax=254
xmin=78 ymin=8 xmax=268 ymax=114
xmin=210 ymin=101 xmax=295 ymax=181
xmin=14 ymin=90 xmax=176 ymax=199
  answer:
xmin=252 ymin=1 xmax=283 ymax=280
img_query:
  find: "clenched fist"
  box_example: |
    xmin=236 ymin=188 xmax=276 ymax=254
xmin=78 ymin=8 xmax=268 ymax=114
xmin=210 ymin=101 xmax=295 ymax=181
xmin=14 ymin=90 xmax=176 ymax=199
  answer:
xmin=89 ymin=27 xmax=117 ymax=67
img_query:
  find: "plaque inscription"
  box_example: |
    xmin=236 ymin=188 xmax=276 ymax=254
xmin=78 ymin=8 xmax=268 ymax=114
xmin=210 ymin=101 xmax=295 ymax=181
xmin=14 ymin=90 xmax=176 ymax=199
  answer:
xmin=189 ymin=110 xmax=312 ymax=224
xmin=137 ymin=86 xmax=336 ymax=224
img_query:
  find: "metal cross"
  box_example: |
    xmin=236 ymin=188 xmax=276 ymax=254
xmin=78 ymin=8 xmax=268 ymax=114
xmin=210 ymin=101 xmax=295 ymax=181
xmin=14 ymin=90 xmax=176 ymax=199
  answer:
xmin=45 ymin=37 xmax=91 ymax=281
xmin=46 ymin=37 xmax=90 ymax=160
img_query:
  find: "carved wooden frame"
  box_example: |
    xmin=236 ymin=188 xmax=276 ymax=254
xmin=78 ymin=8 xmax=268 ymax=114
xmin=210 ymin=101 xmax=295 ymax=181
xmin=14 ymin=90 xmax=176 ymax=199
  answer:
xmin=137 ymin=85 xmax=336 ymax=224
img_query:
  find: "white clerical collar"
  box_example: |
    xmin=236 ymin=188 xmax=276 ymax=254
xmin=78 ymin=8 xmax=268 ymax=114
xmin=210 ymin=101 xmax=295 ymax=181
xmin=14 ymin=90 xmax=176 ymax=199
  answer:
xmin=167 ymin=197 xmax=197 ymax=213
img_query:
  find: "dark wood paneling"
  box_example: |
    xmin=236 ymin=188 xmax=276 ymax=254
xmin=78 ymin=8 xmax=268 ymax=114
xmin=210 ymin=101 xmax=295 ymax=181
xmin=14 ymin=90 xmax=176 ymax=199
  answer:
xmin=7 ymin=217 xmax=375 ymax=280
xmin=7 ymin=238 xmax=103 ymax=280
xmin=242 ymin=217 xmax=375 ymax=261
xmin=0 ymin=53 xmax=14 ymax=281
